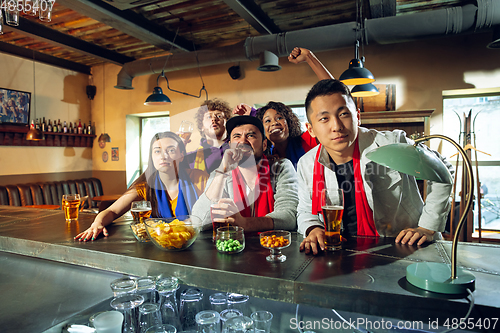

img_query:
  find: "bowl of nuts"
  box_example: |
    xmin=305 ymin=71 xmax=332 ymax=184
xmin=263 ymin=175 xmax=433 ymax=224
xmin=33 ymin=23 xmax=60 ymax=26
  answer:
xmin=144 ymin=216 xmax=200 ymax=251
xmin=260 ymin=230 xmax=291 ymax=262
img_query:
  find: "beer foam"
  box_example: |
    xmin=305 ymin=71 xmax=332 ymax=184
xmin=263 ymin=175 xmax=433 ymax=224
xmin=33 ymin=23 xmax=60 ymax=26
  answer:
xmin=321 ymin=205 xmax=344 ymax=210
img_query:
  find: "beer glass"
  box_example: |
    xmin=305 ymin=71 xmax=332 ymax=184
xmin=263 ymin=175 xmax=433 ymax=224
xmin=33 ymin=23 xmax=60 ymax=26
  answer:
xmin=320 ymin=189 xmax=344 ymax=251
xmin=178 ymin=120 xmax=194 ymax=142
xmin=131 ymin=201 xmax=152 ymax=242
xmin=62 ymin=194 xmax=81 ymax=222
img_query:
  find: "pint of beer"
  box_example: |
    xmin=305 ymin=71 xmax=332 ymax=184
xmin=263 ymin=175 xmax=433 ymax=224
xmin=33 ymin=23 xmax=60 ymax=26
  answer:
xmin=211 ymin=203 xmax=229 ymax=241
xmin=320 ymin=189 xmax=344 ymax=251
xmin=130 ymin=201 xmax=152 ymax=242
xmin=62 ymin=194 xmax=81 ymax=222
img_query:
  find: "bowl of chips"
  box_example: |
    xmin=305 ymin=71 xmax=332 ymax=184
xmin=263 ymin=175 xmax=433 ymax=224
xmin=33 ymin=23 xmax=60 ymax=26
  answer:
xmin=144 ymin=216 xmax=200 ymax=251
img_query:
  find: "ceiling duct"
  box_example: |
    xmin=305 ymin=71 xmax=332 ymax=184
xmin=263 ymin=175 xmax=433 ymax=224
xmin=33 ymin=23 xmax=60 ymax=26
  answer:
xmin=115 ymin=1 xmax=500 ymax=89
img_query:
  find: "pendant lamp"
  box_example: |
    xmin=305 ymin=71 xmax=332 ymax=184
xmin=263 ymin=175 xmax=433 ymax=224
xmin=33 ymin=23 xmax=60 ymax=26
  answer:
xmin=339 ymin=41 xmax=375 ymax=86
xmin=26 ymin=51 xmax=45 ymax=141
xmin=144 ymin=72 xmax=172 ymax=105
xmin=98 ymin=64 xmax=111 ymax=143
xmin=351 ymin=83 xmax=379 ymax=97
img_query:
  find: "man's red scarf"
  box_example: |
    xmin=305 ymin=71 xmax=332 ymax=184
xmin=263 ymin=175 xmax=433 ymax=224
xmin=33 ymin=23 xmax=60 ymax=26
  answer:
xmin=232 ymin=156 xmax=274 ymax=217
xmin=312 ymin=140 xmax=379 ymax=236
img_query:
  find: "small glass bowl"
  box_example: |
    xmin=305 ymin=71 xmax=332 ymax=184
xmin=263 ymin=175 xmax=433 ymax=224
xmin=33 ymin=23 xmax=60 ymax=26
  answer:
xmin=130 ymin=220 xmax=151 ymax=242
xmin=215 ymin=226 xmax=245 ymax=254
xmin=144 ymin=216 xmax=200 ymax=251
xmin=259 ymin=230 xmax=291 ymax=262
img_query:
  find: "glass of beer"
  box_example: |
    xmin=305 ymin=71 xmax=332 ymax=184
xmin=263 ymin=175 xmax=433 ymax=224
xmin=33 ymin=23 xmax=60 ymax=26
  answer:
xmin=211 ymin=202 xmax=229 ymax=242
xmin=62 ymin=194 xmax=81 ymax=222
xmin=320 ymin=189 xmax=344 ymax=251
xmin=130 ymin=201 xmax=152 ymax=242
xmin=179 ymin=120 xmax=194 ymax=142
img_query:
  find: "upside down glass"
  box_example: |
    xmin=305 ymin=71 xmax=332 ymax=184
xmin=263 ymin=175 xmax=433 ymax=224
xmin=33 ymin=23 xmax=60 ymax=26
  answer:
xmin=156 ymin=277 xmax=181 ymax=330
xmin=110 ymin=294 xmax=145 ymax=333
xmin=179 ymin=288 xmax=204 ymax=331
xmin=320 ymin=189 xmax=344 ymax=251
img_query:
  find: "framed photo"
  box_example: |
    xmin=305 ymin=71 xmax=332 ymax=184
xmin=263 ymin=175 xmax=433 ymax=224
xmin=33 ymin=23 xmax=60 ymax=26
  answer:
xmin=111 ymin=147 xmax=119 ymax=161
xmin=0 ymin=88 xmax=31 ymax=125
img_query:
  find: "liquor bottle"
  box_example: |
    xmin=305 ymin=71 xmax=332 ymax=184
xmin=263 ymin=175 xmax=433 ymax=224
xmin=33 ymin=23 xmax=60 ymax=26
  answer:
xmin=88 ymin=121 xmax=93 ymax=135
xmin=47 ymin=119 xmax=52 ymax=132
xmin=57 ymin=119 xmax=62 ymax=133
xmin=69 ymin=122 xmax=73 ymax=134
xmin=35 ymin=119 xmax=40 ymax=130
xmin=41 ymin=117 xmax=46 ymax=132
xmin=52 ymin=120 xmax=57 ymax=133
xmin=78 ymin=119 xmax=83 ymax=134
xmin=63 ymin=121 xmax=68 ymax=133
xmin=30 ymin=119 xmax=35 ymax=129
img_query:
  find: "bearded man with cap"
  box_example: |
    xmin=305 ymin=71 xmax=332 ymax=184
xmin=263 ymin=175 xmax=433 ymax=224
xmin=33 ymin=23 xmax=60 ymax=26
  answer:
xmin=191 ymin=115 xmax=299 ymax=232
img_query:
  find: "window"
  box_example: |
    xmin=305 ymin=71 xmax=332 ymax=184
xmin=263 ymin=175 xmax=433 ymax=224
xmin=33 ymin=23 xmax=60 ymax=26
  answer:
xmin=442 ymin=91 xmax=500 ymax=233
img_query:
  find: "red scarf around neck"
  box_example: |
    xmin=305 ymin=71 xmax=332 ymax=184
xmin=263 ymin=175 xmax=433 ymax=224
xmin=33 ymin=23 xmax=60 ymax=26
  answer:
xmin=232 ymin=156 xmax=274 ymax=217
xmin=312 ymin=141 xmax=379 ymax=237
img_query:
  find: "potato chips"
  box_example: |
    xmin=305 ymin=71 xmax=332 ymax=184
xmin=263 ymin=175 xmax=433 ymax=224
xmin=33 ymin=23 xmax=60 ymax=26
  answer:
xmin=147 ymin=219 xmax=197 ymax=249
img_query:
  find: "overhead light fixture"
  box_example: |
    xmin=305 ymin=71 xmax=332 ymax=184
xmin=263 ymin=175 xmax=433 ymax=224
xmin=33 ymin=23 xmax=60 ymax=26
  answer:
xmin=4 ymin=0 xmax=54 ymax=27
xmin=351 ymin=83 xmax=379 ymax=97
xmin=145 ymin=70 xmax=207 ymax=105
xmin=27 ymin=49 xmax=44 ymax=141
xmin=340 ymin=0 xmax=375 ymax=86
xmin=98 ymin=64 xmax=111 ymax=143
xmin=366 ymin=134 xmax=475 ymax=295
xmin=339 ymin=41 xmax=375 ymax=86
xmin=257 ymin=50 xmax=281 ymax=72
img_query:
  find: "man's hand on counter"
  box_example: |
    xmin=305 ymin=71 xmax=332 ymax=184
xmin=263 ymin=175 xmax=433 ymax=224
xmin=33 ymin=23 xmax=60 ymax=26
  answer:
xmin=395 ymin=226 xmax=435 ymax=246
xmin=299 ymin=226 xmax=325 ymax=255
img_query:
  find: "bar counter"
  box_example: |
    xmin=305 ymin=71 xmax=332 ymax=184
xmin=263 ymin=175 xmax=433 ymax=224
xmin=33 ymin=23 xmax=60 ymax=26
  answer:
xmin=1 ymin=205 xmax=499 ymax=332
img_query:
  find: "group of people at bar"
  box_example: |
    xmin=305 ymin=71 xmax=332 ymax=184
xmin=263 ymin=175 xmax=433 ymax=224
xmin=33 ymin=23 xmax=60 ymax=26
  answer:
xmin=75 ymin=48 xmax=453 ymax=255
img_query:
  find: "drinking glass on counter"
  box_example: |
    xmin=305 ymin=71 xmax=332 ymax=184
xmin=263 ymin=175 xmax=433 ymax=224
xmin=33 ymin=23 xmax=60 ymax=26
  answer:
xmin=179 ymin=288 xmax=204 ymax=331
xmin=219 ymin=309 xmax=242 ymax=328
xmin=110 ymin=294 xmax=145 ymax=333
xmin=222 ymin=316 xmax=253 ymax=333
xmin=93 ymin=311 xmax=124 ymax=333
xmin=145 ymin=324 xmax=177 ymax=333
xmin=136 ymin=276 xmax=157 ymax=303
xmin=62 ymin=194 xmax=81 ymax=222
xmin=131 ymin=201 xmax=152 ymax=242
xmin=227 ymin=293 xmax=249 ymax=317
xmin=250 ymin=311 xmax=273 ymax=333
xmin=320 ymin=189 xmax=344 ymax=251
xmin=139 ymin=303 xmax=163 ymax=333
xmin=110 ymin=276 xmax=137 ymax=296
xmin=196 ymin=310 xmax=221 ymax=333
xmin=157 ymin=277 xmax=181 ymax=330
xmin=209 ymin=292 xmax=228 ymax=313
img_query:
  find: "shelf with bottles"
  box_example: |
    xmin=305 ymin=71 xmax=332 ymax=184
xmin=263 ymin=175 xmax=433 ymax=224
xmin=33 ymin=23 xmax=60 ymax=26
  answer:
xmin=0 ymin=124 xmax=96 ymax=147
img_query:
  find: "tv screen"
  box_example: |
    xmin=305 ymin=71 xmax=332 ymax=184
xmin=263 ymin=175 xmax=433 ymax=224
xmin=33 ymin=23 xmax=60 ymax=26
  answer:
xmin=0 ymin=88 xmax=31 ymax=125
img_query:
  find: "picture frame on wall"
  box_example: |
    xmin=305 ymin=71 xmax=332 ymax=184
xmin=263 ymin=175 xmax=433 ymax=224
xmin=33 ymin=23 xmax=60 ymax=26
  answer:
xmin=0 ymin=88 xmax=31 ymax=126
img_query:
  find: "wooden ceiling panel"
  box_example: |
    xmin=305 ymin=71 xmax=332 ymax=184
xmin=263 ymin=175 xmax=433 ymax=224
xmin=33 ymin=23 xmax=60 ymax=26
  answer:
xmin=0 ymin=0 xmax=472 ymax=71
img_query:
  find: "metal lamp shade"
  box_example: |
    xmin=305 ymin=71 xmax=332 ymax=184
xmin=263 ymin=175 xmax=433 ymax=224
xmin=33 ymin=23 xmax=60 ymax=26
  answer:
xmin=365 ymin=143 xmax=453 ymax=184
xmin=144 ymin=87 xmax=172 ymax=105
xmin=339 ymin=59 xmax=375 ymax=85
xmin=26 ymin=128 xmax=45 ymax=141
xmin=351 ymin=83 xmax=380 ymax=97
xmin=98 ymin=133 xmax=111 ymax=143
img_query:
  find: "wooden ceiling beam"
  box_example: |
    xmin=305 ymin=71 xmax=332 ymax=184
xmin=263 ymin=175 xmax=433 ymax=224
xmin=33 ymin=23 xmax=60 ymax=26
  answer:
xmin=368 ymin=0 xmax=396 ymax=19
xmin=0 ymin=41 xmax=91 ymax=74
xmin=57 ymin=0 xmax=195 ymax=52
xmin=5 ymin=17 xmax=135 ymax=65
xmin=222 ymin=0 xmax=281 ymax=34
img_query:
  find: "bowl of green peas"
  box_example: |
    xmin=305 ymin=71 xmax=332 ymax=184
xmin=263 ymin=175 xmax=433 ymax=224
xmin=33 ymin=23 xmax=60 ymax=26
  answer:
xmin=215 ymin=226 xmax=245 ymax=254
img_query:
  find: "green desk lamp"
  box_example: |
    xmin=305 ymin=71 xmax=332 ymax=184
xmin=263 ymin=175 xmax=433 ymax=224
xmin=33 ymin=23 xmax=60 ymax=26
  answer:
xmin=366 ymin=134 xmax=475 ymax=295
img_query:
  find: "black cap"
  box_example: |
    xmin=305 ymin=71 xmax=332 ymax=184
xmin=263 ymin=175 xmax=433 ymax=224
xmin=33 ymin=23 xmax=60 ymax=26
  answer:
xmin=225 ymin=115 xmax=266 ymax=139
